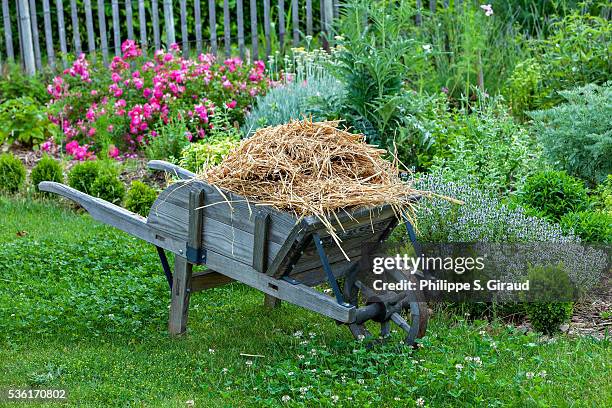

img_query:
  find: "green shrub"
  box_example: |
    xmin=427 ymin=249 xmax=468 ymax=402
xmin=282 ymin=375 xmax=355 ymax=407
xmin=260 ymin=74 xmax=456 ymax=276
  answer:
xmin=503 ymin=58 xmax=545 ymax=119
xmin=529 ymin=83 xmax=612 ymax=185
xmin=0 ymin=153 xmax=26 ymax=193
xmin=179 ymin=138 xmax=239 ymax=173
xmin=0 ymin=63 xmax=48 ymax=103
xmin=0 ymin=97 xmax=58 ymax=147
xmin=523 ymin=265 xmax=574 ymax=335
xmin=594 ymin=175 xmax=612 ymax=214
xmin=560 ymin=211 xmax=612 ymax=243
xmin=90 ymin=170 xmax=125 ymax=205
xmin=532 ymin=12 xmax=611 ymax=102
xmin=520 ymin=171 xmax=589 ymax=221
xmin=68 ymin=161 xmax=101 ymax=195
xmin=144 ymin=117 xmax=190 ymax=162
xmin=431 ymin=97 xmax=544 ymax=193
xmin=125 ymin=181 xmax=158 ymax=217
xmin=31 ymin=155 xmax=64 ymax=193
xmin=242 ymin=68 xmax=345 ymax=136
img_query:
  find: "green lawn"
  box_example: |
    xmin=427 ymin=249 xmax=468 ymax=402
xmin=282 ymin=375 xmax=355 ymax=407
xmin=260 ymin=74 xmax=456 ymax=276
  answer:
xmin=0 ymin=196 xmax=610 ymax=407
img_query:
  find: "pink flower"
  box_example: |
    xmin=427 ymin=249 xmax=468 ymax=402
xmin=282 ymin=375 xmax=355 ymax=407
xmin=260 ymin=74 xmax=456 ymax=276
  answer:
xmin=108 ymin=145 xmax=120 ymax=159
xmin=65 ymin=140 xmax=79 ymax=155
xmin=480 ymin=4 xmax=494 ymax=16
xmin=41 ymin=140 xmax=53 ymax=152
xmin=225 ymin=100 xmax=237 ymax=109
xmin=222 ymin=79 xmax=232 ymax=89
xmin=121 ymin=39 xmax=142 ymax=59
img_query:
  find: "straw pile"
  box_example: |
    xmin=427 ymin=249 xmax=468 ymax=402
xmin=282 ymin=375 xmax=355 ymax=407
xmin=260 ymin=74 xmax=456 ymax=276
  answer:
xmin=198 ymin=119 xmax=421 ymax=248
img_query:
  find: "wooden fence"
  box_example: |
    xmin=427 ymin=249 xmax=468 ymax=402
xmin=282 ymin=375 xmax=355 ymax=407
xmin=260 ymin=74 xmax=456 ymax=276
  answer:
xmin=1 ymin=0 xmax=343 ymax=75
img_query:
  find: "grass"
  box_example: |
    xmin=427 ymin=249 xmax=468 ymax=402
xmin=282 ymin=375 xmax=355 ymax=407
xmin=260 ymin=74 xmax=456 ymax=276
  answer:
xmin=0 ymin=196 xmax=611 ymax=407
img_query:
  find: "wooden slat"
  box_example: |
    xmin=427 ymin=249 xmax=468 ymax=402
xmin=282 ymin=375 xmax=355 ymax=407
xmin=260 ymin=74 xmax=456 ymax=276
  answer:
xmin=163 ymin=0 xmax=175 ymax=45
xmin=1 ymin=0 xmax=13 ymax=61
xmin=179 ymin=0 xmax=188 ymax=56
xmin=278 ymin=0 xmax=285 ymax=50
xmin=16 ymin=0 xmax=23 ymax=63
xmin=97 ymin=0 xmax=109 ymax=64
xmin=194 ymin=0 xmax=202 ymax=54
xmin=151 ymin=0 xmax=161 ymax=49
xmin=322 ymin=0 xmax=333 ymax=37
xmin=28 ymin=0 xmax=42 ymax=70
xmin=249 ymin=0 xmax=257 ymax=60
xmin=111 ymin=0 xmax=120 ymax=54
xmin=429 ymin=0 xmax=436 ymax=13
xmin=191 ymin=270 xmax=234 ymax=292
xmin=306 ymin=0 xmax=312 ymax=36
xmin=125 ymin=0 xmax=134 ymax=40
xmin=208 ymin=0 xmax=217 ymax=55
xmin=236 ymin=0 xmax=245 ymax=59
xmin=84 ymin=0 xmax=96 ymax=58
xmin=292 ymin=0 xmax=299 ymax=46
xmin=69 ymin=0 xmax=82 ymax=55
xmin=416 ymin=0 xmax=422 ymax=25
xmin=138 ymin=0 xmax=147 ymax=50
xmin=263 ymin=0 xmax=271 ymax=57
xmin=252 ymin=211 xmax=270 ymax=272
xmin=223 ymin=0 xmax=231 ymax=56
xmin=18 ymin=0 xmax=36 ymax=75
xmin=56 ymin=0 xmax=68 ymax=67
xmin=42 ymin=0 xmax=54 ymax=67
xmin=444 ymin=0 xmax=449 ymax=8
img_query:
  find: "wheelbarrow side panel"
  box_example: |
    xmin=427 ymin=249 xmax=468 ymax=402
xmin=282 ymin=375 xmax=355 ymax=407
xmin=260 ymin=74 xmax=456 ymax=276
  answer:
xmin=146 ymin=180 xmax=298 ymax=269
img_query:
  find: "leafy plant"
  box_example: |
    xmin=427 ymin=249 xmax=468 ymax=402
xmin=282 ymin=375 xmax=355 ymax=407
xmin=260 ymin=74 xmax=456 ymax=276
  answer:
xmin=531 ymin=11 xmax=611 ymax=103
xmin=144 ymin=117 xmax=190 ymax=162
xmin=0 ymin=97 xmax=58 ymax=148
xmin=31 ymin=155 xmax=64 ymax=193
xmin=529 ymin=83 xmax=612 ymax=185
xmin=523 ymin=265 xmax=574 ymax=335
xmin=520 ymin=171 xmax=589 ymax=221
xmin=0 ymin=63 xmax=48 ymax=103
xmin=503 ymin=58 xmax=545 ymax=119
xmin=0 ymin=153 xmax=26 ymax=193
xmin=125 ymin=181 xmax=158 ymax=217
xmin=560 ymin=211 xmax=612 ymax=243
xmin=67 ymin=161 xmax=102 ymax=195
xmin=593 ymin=175 xmax=612 ymax=214
xmin=90 ymin=169 xmax=125 ymax=205
xmin=431 ymin=96 xmax=544 ymax=193
xmin=179 ymin=138 xmax=239 ymax=173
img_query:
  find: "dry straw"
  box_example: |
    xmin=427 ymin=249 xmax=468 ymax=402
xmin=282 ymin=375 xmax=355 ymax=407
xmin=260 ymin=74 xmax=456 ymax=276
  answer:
xmin=198 ymin=119 xmax=426 ymax=252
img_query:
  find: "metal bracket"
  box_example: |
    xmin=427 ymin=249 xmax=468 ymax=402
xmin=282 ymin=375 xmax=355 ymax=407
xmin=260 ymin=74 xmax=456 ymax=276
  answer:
xmin=186 ymin=246 xmax=207 ymax=264
xmin=282 ymin=276 xmax=301 ymax=285
xmin=313 ymin=232 xmax=349 ymax=306
xmin=156 ymin=246 xmax=173 ymax=290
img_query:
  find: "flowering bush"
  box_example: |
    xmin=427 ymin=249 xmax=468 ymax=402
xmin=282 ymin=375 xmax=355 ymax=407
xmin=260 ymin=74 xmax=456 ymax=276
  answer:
xmin=46 ymin=40 xmax=271 ymax=160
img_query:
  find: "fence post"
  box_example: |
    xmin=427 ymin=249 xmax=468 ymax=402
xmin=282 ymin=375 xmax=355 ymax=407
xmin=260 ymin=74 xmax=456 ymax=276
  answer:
xmin=249 ymin=0 xmax=258 ymax=60
xmin=179 ymin=0 xmax=188 ymax=56
xmin=263 ymin=0 xmax=271 ymax=58
xmin=278 ymin=0 xmax=285 ymax=51
xmin=236 ymin=0 xmax=245 ymax=59
xmin=306 ymin=0 xmax=312 ymax=37
xmin=138 ymin=0 xmax=148 ymax=51
xmin=28 ymin=0 xmax=42 ymax=70
xmin=70 ymin=0 xmax=82 ymax=55
xmin=416 ymin=0 xmax=422 ymax=26
xmin=292 ymin=0 xmax=299 ymax=46
xmin=97 ymin=0 xmax=109 ymax=65
xmin=125 ymin=0 xmax=134 ymax=40
xmin=194 ymin=0 xmax=202 ymax=54
xmin=18 ymin=0 xmax=36 ymax=75
xmin=223 ymin=0 xmax=231 ymax=57
xmin=152 ymin=0 xmax=161 ymax=49
xmin=42 ymin=0 xmax=55 ymax=67
xmin=208 ymin=0 xmax=217 ymax=55
xmin=163 ymin=0 xmax=175 ymax=46
xmin=56 ymin=0 xmax=68 ymax=67
xmin=1 ymin=0 xmax=13 ymax=62
xmin=84 ymin=0 xmax=96 ymax=61
xmin=112 ymin=0 xmax=120 ymax=54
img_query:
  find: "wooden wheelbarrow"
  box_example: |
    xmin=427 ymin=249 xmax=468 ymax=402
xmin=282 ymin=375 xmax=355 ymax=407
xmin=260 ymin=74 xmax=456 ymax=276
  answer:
xmin=39 ymin=160 xmax=428 ymax=345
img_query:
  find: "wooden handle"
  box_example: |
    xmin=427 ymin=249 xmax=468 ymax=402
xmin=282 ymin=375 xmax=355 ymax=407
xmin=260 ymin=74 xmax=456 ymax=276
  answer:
xmin=147 ymin=160 xmax=196 ymax=180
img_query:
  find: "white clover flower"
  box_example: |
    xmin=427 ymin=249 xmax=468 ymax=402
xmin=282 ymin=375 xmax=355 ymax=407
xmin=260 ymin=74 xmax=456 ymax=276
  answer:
xmin=357 ymin=379 xmax=364 ymax=384
xmin=324 ymin=369 xmax=331 ymax=375
xmin=331 ymin=395 xmax=339 ymax=403
xmin=208 ymin=348 xmax=215 ymax=354
xmin=281 ymin=395 xmax=291 ymax=403
xmin=293 ymin=331 xmax=303 ymax=337
xmin=538 ymin=370 xmax=547 ymax=378
xmin=299 ymin=387 xmax=308 ymax=394
xmin=455 ymin=364 xmax=464 ymax=371
xmin=185 ymin=400 xmax=195 ymax=407
xmin=297 ymin=354 xmax=305 ymax=360
xmin=416 ymin=397 xmax=425 ymax=406
xmin=221 ymin=368 xmax=228 ymax=374
xmin=245 ymin=360 xmax=253 ymax=367
xmin=526 ymin=372 xmax=535 ymax=379
xmin=422 ymin=44 xmax=432 ymax=53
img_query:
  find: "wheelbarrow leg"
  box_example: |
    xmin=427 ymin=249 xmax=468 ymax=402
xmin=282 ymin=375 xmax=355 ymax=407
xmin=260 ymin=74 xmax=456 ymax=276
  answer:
xmin=169 ymin=256 xmax=192 ymax=336
xmin=263 ymin=294 xmax=281 ymax=309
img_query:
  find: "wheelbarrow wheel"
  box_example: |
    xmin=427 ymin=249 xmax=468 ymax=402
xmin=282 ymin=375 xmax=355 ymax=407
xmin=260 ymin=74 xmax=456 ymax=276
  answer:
xmin=343 ymin=268 xmax=429 ymax=346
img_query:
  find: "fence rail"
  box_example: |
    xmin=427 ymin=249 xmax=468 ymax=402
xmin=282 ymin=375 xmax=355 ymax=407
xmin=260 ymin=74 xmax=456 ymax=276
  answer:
xmin=1 ymin=0 xmax=347 ymax=74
